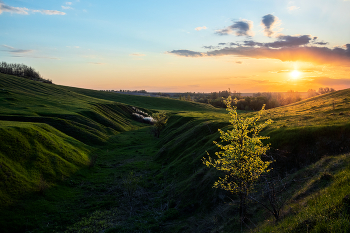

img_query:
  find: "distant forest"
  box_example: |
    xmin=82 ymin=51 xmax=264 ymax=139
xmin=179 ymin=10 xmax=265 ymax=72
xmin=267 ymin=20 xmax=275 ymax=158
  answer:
xmin=178 ymin=88 xmax=335 ymax=110
xmin=0 ymin=62 xmax=52 ymax=84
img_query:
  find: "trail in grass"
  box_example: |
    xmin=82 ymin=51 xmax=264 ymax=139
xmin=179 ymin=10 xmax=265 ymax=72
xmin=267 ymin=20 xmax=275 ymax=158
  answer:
xmin=0 ymin=125 xmax=168 ymax=233
xmin=61 ymin=126 xmax=171 ymax=232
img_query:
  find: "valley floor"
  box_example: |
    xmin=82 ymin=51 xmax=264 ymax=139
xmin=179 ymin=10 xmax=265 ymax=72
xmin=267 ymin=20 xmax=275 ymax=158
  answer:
xmin=1 ymin=126 xmax=175 ymax=232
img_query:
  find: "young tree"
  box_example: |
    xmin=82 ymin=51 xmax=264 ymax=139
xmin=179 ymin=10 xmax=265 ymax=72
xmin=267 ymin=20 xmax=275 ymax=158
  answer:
xmin=203 ymin=96 xmax=273 ymax=222
xmin=152 ymin=111 xmax=169 ymax=138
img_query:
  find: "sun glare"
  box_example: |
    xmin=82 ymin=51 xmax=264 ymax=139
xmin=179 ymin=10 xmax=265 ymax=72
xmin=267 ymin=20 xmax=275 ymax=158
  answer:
xmin=290 ymin=70 xmax=301 ymax=79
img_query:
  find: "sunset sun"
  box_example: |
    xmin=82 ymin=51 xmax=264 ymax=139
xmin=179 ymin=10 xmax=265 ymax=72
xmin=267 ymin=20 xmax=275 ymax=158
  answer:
xmin=290 ymin=70 xmax=301 ymax=79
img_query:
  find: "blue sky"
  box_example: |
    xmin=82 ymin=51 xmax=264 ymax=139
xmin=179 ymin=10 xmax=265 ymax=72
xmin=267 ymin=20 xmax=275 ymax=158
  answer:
xmin=1 ymin=0 xmax=350 ymax=92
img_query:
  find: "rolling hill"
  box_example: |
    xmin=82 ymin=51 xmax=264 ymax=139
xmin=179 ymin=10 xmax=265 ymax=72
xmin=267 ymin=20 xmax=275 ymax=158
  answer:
xmin=1 ymin=73 xmax=350 ymax=232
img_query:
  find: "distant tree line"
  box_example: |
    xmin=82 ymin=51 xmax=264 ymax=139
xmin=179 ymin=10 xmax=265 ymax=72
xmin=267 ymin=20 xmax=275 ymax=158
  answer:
xmin=0 ymin=62 xmax=52 ymax=84
xmin=178 ymin=87 xmax=336 ymax=110
xmin=101 ymin=89 xmax=148 ymax=93
xmin=235 ymin=91 xmax=302 ymax=110
xmin=307 ymin=87 xmax=335 ymax=98
xmin=118 ymin=90 xmax=147 ymax=93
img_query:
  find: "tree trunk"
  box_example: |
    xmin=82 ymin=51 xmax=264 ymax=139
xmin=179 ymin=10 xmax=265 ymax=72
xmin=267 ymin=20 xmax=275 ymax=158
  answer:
xmin=239 ymin=192 xmax=247 ymax=222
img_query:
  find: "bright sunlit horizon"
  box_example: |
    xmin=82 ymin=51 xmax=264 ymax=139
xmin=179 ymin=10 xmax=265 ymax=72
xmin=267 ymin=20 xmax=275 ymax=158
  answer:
xmin=1 ymin=0 xmax=350 ymax=93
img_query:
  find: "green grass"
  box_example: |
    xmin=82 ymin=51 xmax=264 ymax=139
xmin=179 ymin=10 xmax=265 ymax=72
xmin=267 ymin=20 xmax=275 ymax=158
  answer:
xmin=0 ymin=121 xmax=90 ymax=206
xmin=254 ymin=153 xmax=350 ymax=233
xmin=1 ymin=73 xmax=350 ymax=232
xmin=0 ymin=74 xmax=225 ymax=232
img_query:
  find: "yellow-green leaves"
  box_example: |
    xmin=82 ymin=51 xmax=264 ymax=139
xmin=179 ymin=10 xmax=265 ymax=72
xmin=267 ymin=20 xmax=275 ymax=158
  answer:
xmin=152 ymin=111 xmax=169 ymax=138
xmin=203 ymin=96 xmax=273 ymax=194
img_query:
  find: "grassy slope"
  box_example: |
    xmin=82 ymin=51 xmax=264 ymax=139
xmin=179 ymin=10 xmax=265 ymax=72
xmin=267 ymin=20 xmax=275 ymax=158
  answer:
xmin=141 ymin=89 xmax=350 ymax=232
xmin=260 ymin=89 xmax=350 ymax=170
xmin=0 ymin=121 xmax=90 ymax=206
xmin=1 ymin=73 xmax=350 ymax=232
xmin=0 ymin=73 xmax=144 ymax=207
xmin=255 ymin=153 xmax=350 ymax=233
xmin=0 ymin=74 xmax=223 ymax=232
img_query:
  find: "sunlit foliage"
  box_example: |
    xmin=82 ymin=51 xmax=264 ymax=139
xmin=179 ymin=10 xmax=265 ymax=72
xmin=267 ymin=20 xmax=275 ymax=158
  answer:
xmin=152 ymin=111 xmax=169 ymax=138
xmin=203 ymin=96 xmax=273 ymax=219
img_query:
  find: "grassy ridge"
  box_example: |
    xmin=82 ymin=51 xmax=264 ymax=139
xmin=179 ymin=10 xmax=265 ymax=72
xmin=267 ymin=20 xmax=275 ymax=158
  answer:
xmin=255 ymin=153 xmax=350 ymax=233
xmin=0 ymin=121 xmax=90 ymax=207
xmin=258 ymin=89 xmax=350 ymax=170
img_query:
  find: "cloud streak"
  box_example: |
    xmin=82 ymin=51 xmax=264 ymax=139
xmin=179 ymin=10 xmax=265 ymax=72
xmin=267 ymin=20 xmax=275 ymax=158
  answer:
xmin=167 ymin=50 xmax=205 ymax=57
xmin=207 ymin=45 xmax=350 ymax=65
xmin=32 ymin=10 xmax=65 ymax=15
xmin=195 ymin=26 xmax=207 ymax=31
xmin=62 ymin=6 xmax=73 ymax=10
xmin=168 ymin=37 xmax=350 ymax=65
xmin=0 ymin=3 xmax=65 ymax=15
xmin=1 ymin=44 xmax=58 ymax=59
xmin=215 ymin=19 xmax=254 ymax=37
xmin=88 ymin=62 xmax=105 ymax=65
xmin=130 ymin=53 xmax=146 ymax=56
xmin=0 ymin=3 xmax=29 ymax=14
xmin=2 ymin=45 xmax=33 ymax=54
xmin=288 ymin=6 xmax=300 ymax=11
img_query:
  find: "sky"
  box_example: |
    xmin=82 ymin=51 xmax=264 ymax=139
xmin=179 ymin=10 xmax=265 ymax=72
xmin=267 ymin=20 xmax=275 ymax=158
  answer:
xmin=1 ymin=0 xmax=350 ymax=93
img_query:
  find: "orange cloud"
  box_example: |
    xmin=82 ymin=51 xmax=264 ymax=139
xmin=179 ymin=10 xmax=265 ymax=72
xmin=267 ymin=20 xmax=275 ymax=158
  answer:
xmin=169 ymin=44 xmax=350 ymax=66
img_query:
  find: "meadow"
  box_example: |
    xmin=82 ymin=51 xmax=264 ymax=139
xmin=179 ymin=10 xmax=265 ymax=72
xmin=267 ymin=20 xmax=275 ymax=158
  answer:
xmin=1 ymin=73 xmax=350 ymax=232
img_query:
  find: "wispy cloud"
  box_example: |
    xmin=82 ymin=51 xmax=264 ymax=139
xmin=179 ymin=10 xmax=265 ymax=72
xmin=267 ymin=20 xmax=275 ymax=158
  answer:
xmin=62 ymin=6 xmax=73 ymax=10
xmin=215 ymin=19 xmax=254 ymax=37
xmin=195 ymin=26 xmax=207 ymax=31
xmin=3 ymin=44 xmax=14 ymax=49
xmin=288 ymin=6 xmax=300 ymax=11
xmin=0 ymin=2 xmax=65 ymax=15
xmin=2 ymin=44 xmax=33 ymax=54
xmin=203 ymin=45 xmax=220 ymax=50
xmin=0 ymin=3 xmax=29 ymax=14
xmin=32 ymin=10 xmax=65 ymax=15
xmin=88 ymin=62 xmax=105 ymax=65
xmin=188 ymin=84 xmax=200 ymax=88
xmin=2 ymin=44 xmax=59 ymax=59
xmin=62 ymin=2 xmax=73 ymax=10
xmin=130 ymin=53 xmax=146 ymax=56
xmin=11 ymin=55 xmax=59 ymax=59
xmin=271 ymin=69 xmax=322 ymax=75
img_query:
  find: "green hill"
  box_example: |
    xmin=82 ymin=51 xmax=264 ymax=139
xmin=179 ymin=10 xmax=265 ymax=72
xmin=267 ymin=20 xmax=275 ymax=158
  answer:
xmin=1 ymin=73 xmax=350 ymax=232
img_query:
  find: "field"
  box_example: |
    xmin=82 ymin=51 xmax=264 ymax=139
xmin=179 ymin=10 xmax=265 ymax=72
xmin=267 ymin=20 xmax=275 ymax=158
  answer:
xmin=1 ymin=73 xmax=350 ymax=232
